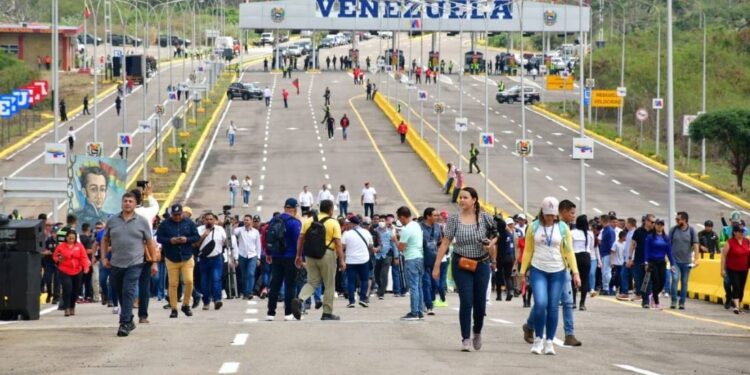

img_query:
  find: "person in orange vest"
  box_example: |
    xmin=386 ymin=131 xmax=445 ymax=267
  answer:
xmin=397 ymin=120 xmax=408 ymax=144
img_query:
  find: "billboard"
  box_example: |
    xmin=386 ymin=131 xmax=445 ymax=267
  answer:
xmin=68 ymin=155 xmax=128 ymax=227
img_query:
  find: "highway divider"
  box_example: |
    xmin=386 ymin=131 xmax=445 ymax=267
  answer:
xmin=532 ymin=104 xmax=750 ymax=211
xmin=372 ymin=92 xmax=509 ymax=217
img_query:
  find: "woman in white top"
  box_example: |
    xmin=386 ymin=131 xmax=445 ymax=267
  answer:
xmin=241 ymin=176 xmax=253 ymax=208
xmin=317 ymin=184 xmax=334 ymax=204
xmin=337 ymin=185 xmax=350 ymax=216
xmin=227 ymin=175 xmax=240 ymax=208
xmin=520 ymin=197 xmax=580 ymax=355
xmin=227 ymin=121 xmax=237 ymax=147
xmin=571 ymin=215 xmax=594 ymax=310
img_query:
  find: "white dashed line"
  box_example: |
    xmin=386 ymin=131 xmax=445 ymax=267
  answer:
xmin=597 ymin=170 xmax=605 ymax=176
xmin=649 ymin=200 xmax=660 ymax=206
xmin=552 ymin=338 xmax=571 ymax=348
xmin=612 ymin=364 xmax=661 ymax=375
xmin=545 ymin=175 xmax=553 ymax=181
xmin=490 ymin=318 xmax=513 ymax=325
xmin=611 ymin=179 xmax=621 ymax=185
xmin=593 ymin=208 xmax=603 ymax=214
xmin=536 ymin=135 xmax=543 ymax=139
xmin=546 ymin=140 xmax=554 ymax=145
xmin=533 ymin=167 xmax=540 ymax=172
xmin=231 ymin=333 xmax=249 ymax=346
xmin=218 ymin=362 xmax=240 ymax=374
xmin=559 ymin=185 xmax=568 ymax=192
xmin=557 ymin=147 xmax=565 ymax=152
xmin=245 ymin=309 xmax=258 ymax=314
xmin=502 ymin=145 xmax=508 ymax=149
xmin=630 ymin=190 xmax=640 ymax=195
xmin=584 ymin=162 xmax=590 ymax=167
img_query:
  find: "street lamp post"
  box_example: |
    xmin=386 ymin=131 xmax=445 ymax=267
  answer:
xmin=700 ymin=11 xmax=707 ymax=176
xmin=578 ymin=0 xmax=586 ymax=214
xmin=519 ymin=0 xmax=527 ymax=215
xmin=458 ymin=2 xmax=465 ymax=170
xmin=617 ymin=8 xmax=625 ymax=138
xmin=666 ymin=0 xmax=676 ymax=228
xmin=52 ymin=0 xmax=59 ymax=221
xmin=655 ymin=14 xmax=661 ymax=156
xmin=483 ymin=2 xmax=490 ymax=205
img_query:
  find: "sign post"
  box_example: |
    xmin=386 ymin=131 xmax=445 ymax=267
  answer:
xmin=653 ymin=98 xmax=664 ymax=155
xmin=139 ymin=120 xmax=152 ymax=180
xmin=515 ymin=139 xmax=533 ymax=157
xmin=572 ymin=138 xmax=595 ymax=160
xmin=636 ymin=108 xmax=649 ymax=149
xmin=418 ymin=89 xmax=427 ymax=138
xmin=591 ymin=90 xmax=623 ymax=108
xmin=683 ymin=114 xmax=698 ymax=167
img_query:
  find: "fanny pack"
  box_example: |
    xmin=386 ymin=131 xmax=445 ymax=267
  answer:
xmin=456 ymin=253 xmax=489 ymax=273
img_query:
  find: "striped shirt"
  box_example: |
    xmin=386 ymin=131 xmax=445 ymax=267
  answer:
xmin=444 ymin=212 xmax=495 ymax=258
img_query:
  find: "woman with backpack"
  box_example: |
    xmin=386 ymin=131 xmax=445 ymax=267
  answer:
xmin=520 ymin=196 xmax=580 ymax=355
xmin=644 ymin=218 xmax=676 ymax=310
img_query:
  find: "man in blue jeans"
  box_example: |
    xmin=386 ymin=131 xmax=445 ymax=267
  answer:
xmin=669 ymin=211 xmax=700 ymax=310
xmin=420 ymin=207 xmax=443 ymax=315
xmin=234 ymin=215 xmax=262 ymax=299
xmin=197 ymin=213 xmax=229 ymax=310
xmin=101 ymin=192 xmax=158 ymax=337
xmin=393 ymin=206 xmax=424 ymax=321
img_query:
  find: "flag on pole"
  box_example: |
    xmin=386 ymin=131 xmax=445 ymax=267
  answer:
xmin=411 ymin=19 xmax=421 ymax=30
xmin=292 ymin=78 xmax=300 ymax=95
xmin=84 ymin=5 xmax=91 ymax=19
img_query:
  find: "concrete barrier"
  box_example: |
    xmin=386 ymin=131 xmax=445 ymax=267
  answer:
xmin=372 ymin=93 xmax=509 ymax=217
xmin=687 ymin=254 xmax=750 ymax=309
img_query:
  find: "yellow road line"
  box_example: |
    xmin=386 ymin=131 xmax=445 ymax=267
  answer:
xmin=348 ymin=94 xmax=418 ymax=215
xmin=389 ymin=96 xmax=525 ymax=214
xmin=599 ymin=295 xmax=750 ymax=332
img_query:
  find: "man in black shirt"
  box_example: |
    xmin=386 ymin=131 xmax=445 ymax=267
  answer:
xmin=627 ymin=214 xmax=654 ymax=308
xmin=698 ymin=220 xmax=719 ymax=256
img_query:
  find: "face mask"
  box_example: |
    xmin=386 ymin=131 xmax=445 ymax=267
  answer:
xmin=378 ymin=222 xmax=386 ymax=229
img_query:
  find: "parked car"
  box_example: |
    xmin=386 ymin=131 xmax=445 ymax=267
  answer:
xmin=320 ymin=36 xmax=337 ymax=48
xmin=296 ymin=40 xmax=312 ymax=55
xmin=226 ymin=82 xmax=263 ymax=101
xmin=108 ymin=34 xmax=127 ymax=46
xmin=125 ymin=35 xmax=143 ymax=46
xmin=260 ymin=32 xmax=274 ymax=45
xmin=287 ymin=45 xmax=302 ymax=57
xmin=495 ymin=86 xmax=541 ymax=104
xmin=77 ymin=33 xmax=102 ymax=45
xmin=300 ymin=30 xmax=313 ymax=38
xmin=157 ymin=35 xmax=191 ymax=47
xmin=378 ymin=31 xmax=393 ymax=39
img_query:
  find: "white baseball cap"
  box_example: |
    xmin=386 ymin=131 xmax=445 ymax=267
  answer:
xmin=505 ymin=218 xmax=515 ymax=225
xmin=517 ymin=214 xmax=527 ymax=220
xmin=541 ymin=196 xmax=559 ymax=216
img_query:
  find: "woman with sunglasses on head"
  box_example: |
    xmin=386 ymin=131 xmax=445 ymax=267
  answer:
xmin=520 ymin=197 xmax=580 ymax=355
xmin=53 ymin=229 xmax=91 ymax=317
xmin=432 ymin=187 xmax=497 ymax=352
xmin=721 ymin=225 xmax=750 ymax=314
xmin=643 ymin=218 xmax=676 ymax=310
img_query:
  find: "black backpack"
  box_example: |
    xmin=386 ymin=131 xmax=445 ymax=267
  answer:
xmin=265 ymin=216 xmax=288 ymax=255
xmin=303 ymin=217 xmax=333 ymax=259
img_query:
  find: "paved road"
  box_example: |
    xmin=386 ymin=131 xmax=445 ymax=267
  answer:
xmin=0 ymin=50 xmax=269 ymax=220
xmin=2 ymin=284 xmax=749 ymax=374
xmin=328 ymin=33 xmax=737 ymax=226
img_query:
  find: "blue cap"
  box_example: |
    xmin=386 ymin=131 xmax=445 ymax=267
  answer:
xmin=284 ymin=198 xmax=298 ymax=208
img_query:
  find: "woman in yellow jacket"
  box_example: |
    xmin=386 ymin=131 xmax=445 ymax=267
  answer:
xmin=520 ymin=197 xmax=581 ymax=355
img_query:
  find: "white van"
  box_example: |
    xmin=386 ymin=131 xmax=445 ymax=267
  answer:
xmin=260 ymin=32 xmax=274 ymax=45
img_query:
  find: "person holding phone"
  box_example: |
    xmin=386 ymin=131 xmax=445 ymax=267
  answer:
xmin=432 ymin=187 xmax=497 ymax=352
xmin=54 ymin=229 xmax=91 ymax=317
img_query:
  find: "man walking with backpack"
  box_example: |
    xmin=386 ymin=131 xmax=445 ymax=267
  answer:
xmin=292 ymin=199 xmax=344 ymax=321
xmin=265 ymin=198 xmax=302 ymax=321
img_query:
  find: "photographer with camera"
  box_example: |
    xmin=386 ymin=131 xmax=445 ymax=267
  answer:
xmin=196 ymin=212 xmax=229 ymax=310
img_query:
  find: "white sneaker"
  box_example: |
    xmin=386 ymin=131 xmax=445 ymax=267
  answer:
xmin=284 ymin=314 xmax=296 ymax=321
xmin=543 ymin=340 xmax=556 ymax=355
xmin=112 ymin=306 xmax=120 ymax=314
xmin=265 ymin=315 xmax=274 ymax=321
xmin=530 ymin=337 xmax=543 ymax=355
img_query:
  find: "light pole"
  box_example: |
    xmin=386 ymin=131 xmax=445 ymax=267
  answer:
xmin=617 ymin=6 xmax=625 ymax=138
xmin=52 ymin=0 xmax=59 ymax=221
xmin=700 ymin=11 xmax=707 ymax=176
xmin=436 ymin=1 xmax=442 ymax=157
xmin=483 ymin=2 xmax=490 ymax=205
xmin=458 ymin=1 xmax=465 ymax=170
xmin=655 ymin=12 xmax=662 ymax=156
xmin=519 ymin=0 xmax=527 ymax=215
xmin=666 ymin=0 xmax=676 ymax=228
xmin=578 ymin=0 xmax=586 ymax=214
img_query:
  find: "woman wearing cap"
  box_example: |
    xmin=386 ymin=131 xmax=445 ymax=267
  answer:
xmin=432 ymin=187 xmax=497 ymax=352
xmin=571 ymin=215 xmax=594 ymax=310
xmin=720 ymin=225 xmax=750 ymax=314
xmin=520 ymin=196 xmax=580 ymax=355
xmin=643 ymin=218 xmax=676 ymax=309
xmin=53 ymin=230 xmax=91 ymax=317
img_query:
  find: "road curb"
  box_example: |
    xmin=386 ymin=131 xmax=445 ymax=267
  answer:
xmin=0 ymin=84 xmax=118 ymax=160
xmin=531 ymin=104 xmax=750 ymax=211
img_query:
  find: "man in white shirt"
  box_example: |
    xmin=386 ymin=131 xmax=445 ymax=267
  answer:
xmin=263 ymin=86 xmax=272 ymax=106
xmin=360 ymin=182 xmax=377 ymax=218
xmin=317 ymin=184 xmax=334 ymax=206
xmin=234 ymin=215 xmax=262 ymax=300
xmin=298 ymin=186 xmax=314 ymax=215
xmin=197 ymin=213 xmax=228 ymax=311
xmin=341 ymin=216 xmax=374 ymax=307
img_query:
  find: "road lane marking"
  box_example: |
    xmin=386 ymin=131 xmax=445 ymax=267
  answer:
xmin=245 ymin=309 xmax=258 ymax=314
xmin=613 ymin=364 xmax=661 ymax=375
xmin=218 ymin=362 xmax=240 ymax=374
xmin=612 ymin=179 xmax=621 ymax=185
xmin=597 ymin=170 xmax=605 ymax=176
xmin=533 ymin=167 xmax=540 ymax=172
xmin=557 ymin=147 xmax=565 ymax=152
xmin=649 ymin=200 xmax=660 ymax=206
xmin=593 ymin=208 xmax=602 ymax=214
xmin=545 ymin=175 xmax=553 ymax=181
xmin=231 ymin=333 xmax=249 ymax=346
xmin=546 ymin=141 xmax=553 ymax=145
xmin=246 ymin=301 xmax=258 ymax=305
xmin=630 ymin=189 xmax=640 ymax=195
xmin=559 ymin=185 xmax=568 ymax=191
xmin=489 ymin=318 xmax=513 ymax=325
xmin=535 ymin=135 xmax=543 ymax=139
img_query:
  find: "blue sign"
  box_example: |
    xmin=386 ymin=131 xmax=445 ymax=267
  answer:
xmin=12 ymin=89 xmax=30 ymax=109
xmin=583 ymin=88 xmax=591 ymax=106
xmin=315 ymin=0 xmax=513 ymax=20
xmin=0 ymin=95 xmax=18 ymax=119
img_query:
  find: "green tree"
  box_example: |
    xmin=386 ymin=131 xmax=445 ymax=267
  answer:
xmin=689 ymin=109 xmax=750 ymax=190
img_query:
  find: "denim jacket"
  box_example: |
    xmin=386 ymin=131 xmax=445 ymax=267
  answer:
xmin=375 ymin=226 xmax=397 ymax=259
xmin=157 ymin=218 xmax=200 ymax=263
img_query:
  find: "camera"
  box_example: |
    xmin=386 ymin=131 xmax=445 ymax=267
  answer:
xmin=222 ymin=205 xmax=232 ymax=216
xmin=136 ymin=180 xmax=149 ymax=189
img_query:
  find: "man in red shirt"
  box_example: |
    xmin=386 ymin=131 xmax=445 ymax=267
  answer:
xmin=397 ymin=121 xmax=408 ymax=144
xmin=340 ymin=114 xmax=350 ymax=140
xmin=282 ymin=89 xmax=289 ymax=108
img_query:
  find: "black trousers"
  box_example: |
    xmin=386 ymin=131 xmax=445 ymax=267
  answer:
xmin=60 ymin=272 xmax=82 ymax=310
xmin=573 ymin=253 xmax=592 ymax=306
xmin=727 ymin=269 xmax=749 ymax=301
xmin=497 ymin=253 xmax=515 ymax=296
xmin=648 ymin=260 xmax=667 ymax=305
xmin=469 ymin=157 xmax=480 ymax=173
xmin=267 ymin=257 xmax=297 ymax=316
xmin=374 ymin=256 xmax=392 ymax=297
xmin=327 ymin=125 xmax=334 ymax=139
